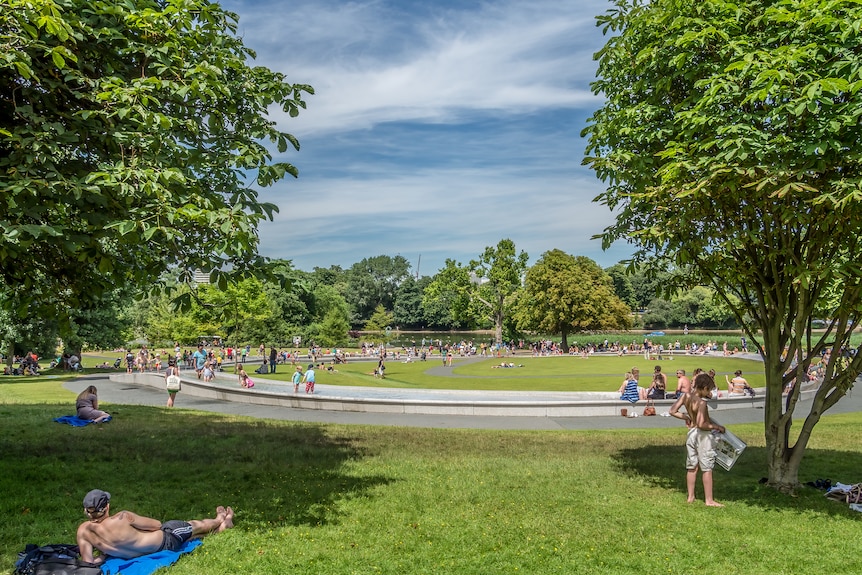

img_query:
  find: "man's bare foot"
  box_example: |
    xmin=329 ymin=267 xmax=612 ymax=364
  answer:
xmin=216 ymin=505 xmax=226 ymax=518
xmin=218 ymin=506 xmax=235 ymax=532
xmin=705 ymin=501 xmax=724 ymax=507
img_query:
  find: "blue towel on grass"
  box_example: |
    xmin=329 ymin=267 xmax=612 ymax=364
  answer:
xmin=101 ymin=538 xmax=202 ymax=575
xmin=54 ymin=415 xmax=96 ymax=427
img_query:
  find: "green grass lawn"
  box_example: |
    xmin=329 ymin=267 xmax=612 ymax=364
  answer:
xmin=249 ymin=354 xmax=767 ymax=392
xmin=2 ymin=376 xmax=862 ymax=574
xmin=80 ymin=350 xmax=767 ymax=392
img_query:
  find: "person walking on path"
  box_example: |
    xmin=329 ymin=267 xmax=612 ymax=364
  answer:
xmin=165 ymin=359 xmax=181 ymax=408
xmin=192 ymin=345 xmax=207 ymax=380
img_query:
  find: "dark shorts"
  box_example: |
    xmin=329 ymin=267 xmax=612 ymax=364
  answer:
xmin=159 ymin=520 xmax=194 ymax=551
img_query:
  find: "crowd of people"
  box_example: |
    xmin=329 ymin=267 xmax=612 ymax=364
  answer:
xmin=2 ymin=351 xmax=42 ymax=375
xmin=618 ymin=364 xmax=758 ymax=405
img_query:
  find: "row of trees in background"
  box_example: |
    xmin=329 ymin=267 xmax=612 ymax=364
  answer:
xmin=1 ymin=237 xmax=743 ymax=359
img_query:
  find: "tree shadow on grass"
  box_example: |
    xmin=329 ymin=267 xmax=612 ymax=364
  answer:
xmin=0 ymin=404 xmax=394 ymax=553
xmin=611 ymin=442 xmax=862 ymax=515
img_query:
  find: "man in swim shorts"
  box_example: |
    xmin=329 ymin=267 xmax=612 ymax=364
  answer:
xmin=76 ymin=489 xmax=234 ymax=563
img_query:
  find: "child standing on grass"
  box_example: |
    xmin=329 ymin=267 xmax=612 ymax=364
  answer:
xmin=669 ymin=372 xmax=726 ymax=507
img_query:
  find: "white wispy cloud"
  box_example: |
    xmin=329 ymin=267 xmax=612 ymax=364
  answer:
xmin=220 ymin=0 xmax=630 ymax=274
xmin=229 ymin=0 xmax=607 ymax=133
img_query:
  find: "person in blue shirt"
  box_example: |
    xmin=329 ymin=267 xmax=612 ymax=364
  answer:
xmin=192 ymin=345 xmax=207 ymax=380
xmin=292 ymin=365 xmax=303 ymax=393
xmin=302 ymin=364 xmax=316 ymax=394
xmin=618 ymin=371 xmax=640 ymax=417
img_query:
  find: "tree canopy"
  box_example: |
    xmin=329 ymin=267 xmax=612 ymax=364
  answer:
xmin=470 ymin=239 xmax=529 ymax=344
xmin=583 ymin=0 xmax=862 ymax=491
xmin=1 ymin=0 xmax=312 ymax=316
xmin=516 ymin=250 xmax=632 ymax=351
xmin=345 ymin=256 xmax=412 ymax=324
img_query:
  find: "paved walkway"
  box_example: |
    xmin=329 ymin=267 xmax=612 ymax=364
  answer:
xmin=63 ymin=369 xmax=862 ymax=431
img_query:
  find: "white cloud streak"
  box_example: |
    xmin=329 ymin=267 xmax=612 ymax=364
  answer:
xmin=219 ymin=0 xmax=631 ymax=274
xmin=229 ymin=0 xmax=608 ymax=133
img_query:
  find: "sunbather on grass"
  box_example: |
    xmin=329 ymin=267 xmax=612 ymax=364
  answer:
xmin=76 ymin=489 xmax=233 ymax=563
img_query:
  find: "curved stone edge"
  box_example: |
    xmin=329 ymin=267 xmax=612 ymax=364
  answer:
xmin=109 ymin=372 xmax=817 ymax=417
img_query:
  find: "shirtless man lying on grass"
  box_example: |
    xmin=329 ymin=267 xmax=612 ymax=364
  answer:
xmin=76 ymin=489 xmax=234 ymax=563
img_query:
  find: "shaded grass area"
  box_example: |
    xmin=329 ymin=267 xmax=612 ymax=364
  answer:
xmin=2 ymin=379 xmax=862 ymax=574
xmin=250 ymin=354 xmax=767 ymax=392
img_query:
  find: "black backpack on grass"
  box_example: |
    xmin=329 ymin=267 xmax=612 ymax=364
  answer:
xmin=15 ymin=543 xmax=101 ymax=575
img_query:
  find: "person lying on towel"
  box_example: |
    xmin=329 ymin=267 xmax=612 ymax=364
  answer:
xmin=76 ymin=489 xmax=234 ymax=563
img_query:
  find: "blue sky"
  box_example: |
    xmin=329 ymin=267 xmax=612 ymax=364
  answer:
xmin=221 ymin=0 xmax=632 ymax=276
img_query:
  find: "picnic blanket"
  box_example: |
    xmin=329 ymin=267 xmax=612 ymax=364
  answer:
xmin=53 ymin=415 xmax=113 ymax=427
xmin=101 ymin=539 xmax=202 ymax=575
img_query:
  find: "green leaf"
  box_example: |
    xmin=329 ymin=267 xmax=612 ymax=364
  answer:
xmin=98 ymin=257 xmax=113 ymax=273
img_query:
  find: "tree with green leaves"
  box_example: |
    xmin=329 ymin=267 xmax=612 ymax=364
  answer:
xmin=145 ymin=293 xmax=201 ymax=346
xmin=641 ymin=286 xmax=737 ymax=330
xmin=345 ymin=256 xmax=411 ymax=324
xmin=422 ymin=259 xmax=476 ymax=330
xmin=363 ymin=305 xmax=394 ymax=333
xmin=516 ymin=251 xmax=632 ymax=351
xmin=604 ymin=263 xmax=637 ymax=309
xmin=470 ymin=239 xmax=529 ymax=345
xmin=1 ymin=0 xmax=312 ymax=327
xmin=583 ymin=0 xmax=862 ymax=491
xmin=392 ymin=275 xmax=425 ymax=329
xmin=0 ymin=300 xmax=57 ymax=363
xmin=64 ymin=289 xmax=133 ymax=353
xmin=318 ymin=308 xmax=350 ymax=348
xmin=195 ymin=278 xmax=274 ymax=345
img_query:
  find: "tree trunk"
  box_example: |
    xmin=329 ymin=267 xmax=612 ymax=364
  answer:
xmin=561 ymin=328 xmax=569 ymax=353
xmin=760 ymin=313 xmax=855 ymax=493
xmin=761 ymin=317 xmax=800 ymax=492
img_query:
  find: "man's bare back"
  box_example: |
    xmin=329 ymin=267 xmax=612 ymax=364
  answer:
xmin=77 ymin=510 xmax=166 ymax=560
xmin=675 ymin=373 xmax=691 ymax=396
xmin=76 ymin=490 xmax=234 ymax=563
